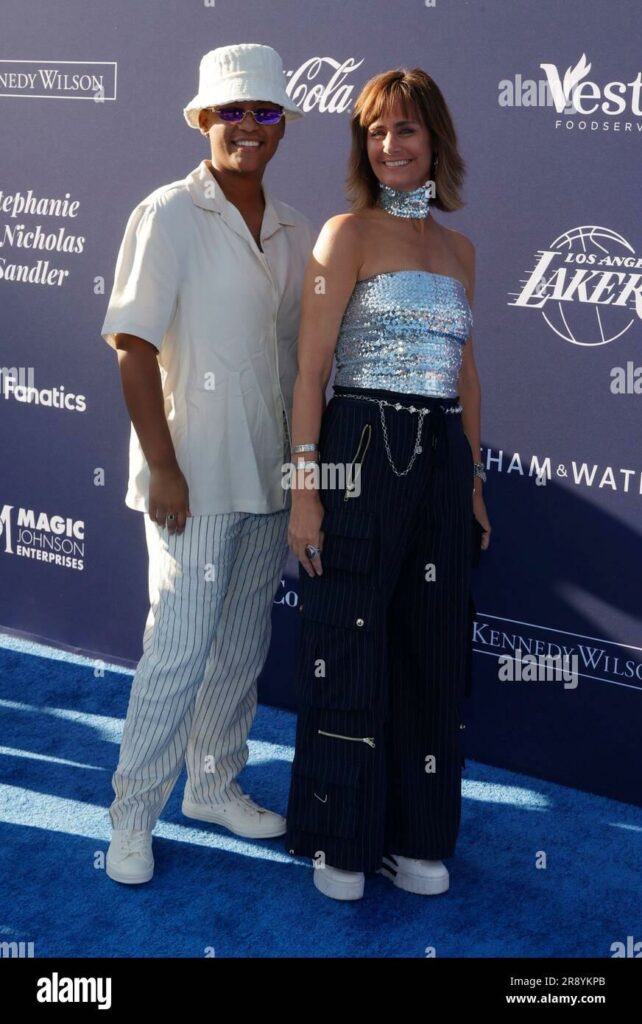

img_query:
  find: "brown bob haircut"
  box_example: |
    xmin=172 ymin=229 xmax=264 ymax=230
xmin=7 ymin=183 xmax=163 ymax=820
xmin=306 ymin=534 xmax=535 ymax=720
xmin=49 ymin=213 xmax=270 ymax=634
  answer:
xmin=346 ymin=67 xmax=466 ymax=213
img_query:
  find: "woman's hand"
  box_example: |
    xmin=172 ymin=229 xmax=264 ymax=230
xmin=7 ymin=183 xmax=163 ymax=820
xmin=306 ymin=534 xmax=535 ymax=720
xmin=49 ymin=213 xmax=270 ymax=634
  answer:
xmin=473 ymin=486 xmax=491 ymax=551
xmin=288 ymin=495 xmax=325 ymax=577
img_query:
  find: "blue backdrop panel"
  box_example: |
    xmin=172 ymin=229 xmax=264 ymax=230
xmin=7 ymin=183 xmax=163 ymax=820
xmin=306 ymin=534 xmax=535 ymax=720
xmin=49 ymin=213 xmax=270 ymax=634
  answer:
xmin=0 ymin=0 xmax=640 ymax=804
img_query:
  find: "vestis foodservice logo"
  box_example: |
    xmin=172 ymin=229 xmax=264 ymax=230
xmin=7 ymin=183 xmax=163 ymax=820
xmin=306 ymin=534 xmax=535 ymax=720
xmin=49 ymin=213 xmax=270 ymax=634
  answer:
xmin=509 ymin=227 xmax=642 ymax=346
xmin=0 ymin=60 xmax=116 ymax=101
xmin=499 ymin=53 xmax=642 ymax=132
xmin=0 ymin=505 xmax=85 ymax=571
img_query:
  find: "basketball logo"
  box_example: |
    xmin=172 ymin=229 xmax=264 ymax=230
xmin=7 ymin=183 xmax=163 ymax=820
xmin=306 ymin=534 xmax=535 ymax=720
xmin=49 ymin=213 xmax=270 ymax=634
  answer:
xmin=510 ymin=226 xmax=641 ymax=346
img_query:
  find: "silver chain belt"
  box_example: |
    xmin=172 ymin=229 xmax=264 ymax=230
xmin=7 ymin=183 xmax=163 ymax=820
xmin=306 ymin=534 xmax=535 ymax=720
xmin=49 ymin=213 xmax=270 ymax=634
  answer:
xmin=337 ymin=392 xmax=462 ymax=477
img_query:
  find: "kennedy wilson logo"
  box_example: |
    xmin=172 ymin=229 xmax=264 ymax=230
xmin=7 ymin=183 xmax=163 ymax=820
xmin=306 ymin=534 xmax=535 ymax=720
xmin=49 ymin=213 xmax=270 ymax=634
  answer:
xmin=0 ymin=60 xmax=116 ymax=101
xmin=0 ymin=505 xmax=85 ymax=571
xmin=509 ymin=227 xmax=642 ymax=346
xmin=474 ymin=613 xmax=642 ymax=691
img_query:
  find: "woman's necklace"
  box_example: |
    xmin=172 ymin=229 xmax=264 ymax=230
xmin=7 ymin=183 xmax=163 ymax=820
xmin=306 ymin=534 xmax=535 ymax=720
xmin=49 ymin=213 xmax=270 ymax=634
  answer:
xmin=376 ymin=179 xmax=432 ymax=219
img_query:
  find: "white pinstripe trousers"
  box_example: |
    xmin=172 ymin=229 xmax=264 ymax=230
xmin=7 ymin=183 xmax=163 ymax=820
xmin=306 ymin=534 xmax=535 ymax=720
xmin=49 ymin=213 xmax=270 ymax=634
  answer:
xmin=109 ymin=508 xmax=289 ymax=832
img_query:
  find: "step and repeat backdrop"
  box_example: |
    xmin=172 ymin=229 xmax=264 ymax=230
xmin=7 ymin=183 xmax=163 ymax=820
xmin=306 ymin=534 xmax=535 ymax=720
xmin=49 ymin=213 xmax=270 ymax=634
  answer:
xmin=0 ymin=1 xmax=640 ymax=804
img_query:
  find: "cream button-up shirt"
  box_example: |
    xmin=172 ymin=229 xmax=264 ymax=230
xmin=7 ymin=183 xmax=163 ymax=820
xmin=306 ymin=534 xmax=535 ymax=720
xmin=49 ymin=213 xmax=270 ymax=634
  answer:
xmin=101 ymin=159 xmax=315 ymax=515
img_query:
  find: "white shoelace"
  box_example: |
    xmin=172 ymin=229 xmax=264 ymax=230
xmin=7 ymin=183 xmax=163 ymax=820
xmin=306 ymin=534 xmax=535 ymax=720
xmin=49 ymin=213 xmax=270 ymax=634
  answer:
xmin=233 ymin=792 xmax=264 ymax=817
xmin=121 ymin=831 xmax=150 ymax=855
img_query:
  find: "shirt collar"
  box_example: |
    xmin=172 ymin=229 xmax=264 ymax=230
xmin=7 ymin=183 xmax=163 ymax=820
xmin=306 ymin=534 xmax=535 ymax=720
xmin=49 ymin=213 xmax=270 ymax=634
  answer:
xmin=186 ymin=159 xmax=296 ymax=241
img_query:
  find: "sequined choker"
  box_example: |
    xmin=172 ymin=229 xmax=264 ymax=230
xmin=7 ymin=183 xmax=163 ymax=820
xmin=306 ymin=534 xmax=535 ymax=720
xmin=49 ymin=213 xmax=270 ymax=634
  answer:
xmin=376 ymin=179 xmax=432 ymax=219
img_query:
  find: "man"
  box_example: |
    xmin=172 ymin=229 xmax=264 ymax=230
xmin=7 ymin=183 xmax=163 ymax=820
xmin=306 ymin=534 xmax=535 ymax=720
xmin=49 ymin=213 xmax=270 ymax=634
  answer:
xmin=100 ymin=43 xmax=313 ymax=884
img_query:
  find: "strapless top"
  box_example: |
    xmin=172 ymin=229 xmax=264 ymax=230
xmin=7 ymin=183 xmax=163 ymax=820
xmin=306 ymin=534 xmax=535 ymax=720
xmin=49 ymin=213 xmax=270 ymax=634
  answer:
xmin=334 ymin=270 xmax=473 ymax=398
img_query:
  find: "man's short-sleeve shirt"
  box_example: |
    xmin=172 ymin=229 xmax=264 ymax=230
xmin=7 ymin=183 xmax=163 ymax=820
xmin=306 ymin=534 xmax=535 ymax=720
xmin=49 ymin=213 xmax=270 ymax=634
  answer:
xmin=101 ymin=159 xmax=315 ymax=514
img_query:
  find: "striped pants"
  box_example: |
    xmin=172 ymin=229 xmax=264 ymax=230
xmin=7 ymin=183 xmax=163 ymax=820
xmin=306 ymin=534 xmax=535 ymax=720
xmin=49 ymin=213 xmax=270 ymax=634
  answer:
xmin=284 ymin=386 xmax=474 ymax=873
xmin=109 ymin=509 xmax=289 ymax=832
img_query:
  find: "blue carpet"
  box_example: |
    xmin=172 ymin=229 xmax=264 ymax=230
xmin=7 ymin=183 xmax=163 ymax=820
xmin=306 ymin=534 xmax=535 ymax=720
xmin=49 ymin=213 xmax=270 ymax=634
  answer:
xmin=0 ymin=633 xmax=640 ymax=958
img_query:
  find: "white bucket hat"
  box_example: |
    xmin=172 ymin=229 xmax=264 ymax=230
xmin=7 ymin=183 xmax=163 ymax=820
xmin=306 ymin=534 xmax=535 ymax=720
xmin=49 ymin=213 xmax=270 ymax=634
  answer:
xmin=183 ymin=43 xmax=304 ymax=129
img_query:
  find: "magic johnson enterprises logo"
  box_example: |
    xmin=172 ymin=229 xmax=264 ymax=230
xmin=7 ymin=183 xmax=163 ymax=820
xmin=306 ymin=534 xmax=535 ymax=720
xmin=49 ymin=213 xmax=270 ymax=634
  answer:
xmin=499 ymin=53 xmax=642 ymax=133
xmin=285 ymin=57 xmax=364 ymax=113
xmin=509 ymin=227 xmax=642 ymax=346
xmin=0 ymin=505 xmax=85 ymax=571
xmin=0 ymin=60 xmax=116 ymax=102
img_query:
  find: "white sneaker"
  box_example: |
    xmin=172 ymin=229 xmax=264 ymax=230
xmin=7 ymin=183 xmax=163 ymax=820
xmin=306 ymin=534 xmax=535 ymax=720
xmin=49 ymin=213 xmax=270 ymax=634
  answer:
xmin=313 ymin=863 xmax=365 ymax=901
xmin=182 ymin=791 xmax=286 ymax=838
xmin=106 ymin=829 xmax=154 ymax=885
xmin=378 ymin=853 xmax=449 ymax=895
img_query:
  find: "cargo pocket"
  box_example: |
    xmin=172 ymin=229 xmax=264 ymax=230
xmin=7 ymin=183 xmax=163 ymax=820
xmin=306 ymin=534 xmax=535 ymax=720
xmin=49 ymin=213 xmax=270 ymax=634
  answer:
xmin=288 ymin=753 xmax=361 ymax=840
xmin=296 ymin=565 xmax=382 ymax=711
xmin=319 ymin=506 xmax=377 ymax=576
xmin=296 ymin=508 xmax=381 ymax=711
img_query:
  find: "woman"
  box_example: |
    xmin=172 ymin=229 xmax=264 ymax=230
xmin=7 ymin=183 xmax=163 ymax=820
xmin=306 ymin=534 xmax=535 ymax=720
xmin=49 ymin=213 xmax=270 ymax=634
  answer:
xmin=284 ymin=67 xmax=491 ymax=901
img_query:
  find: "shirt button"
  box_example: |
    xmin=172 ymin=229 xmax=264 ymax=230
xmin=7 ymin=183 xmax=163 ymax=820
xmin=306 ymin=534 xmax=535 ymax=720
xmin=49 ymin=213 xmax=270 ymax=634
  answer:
xmin=355 ymin=618 xmax=364 ymax=627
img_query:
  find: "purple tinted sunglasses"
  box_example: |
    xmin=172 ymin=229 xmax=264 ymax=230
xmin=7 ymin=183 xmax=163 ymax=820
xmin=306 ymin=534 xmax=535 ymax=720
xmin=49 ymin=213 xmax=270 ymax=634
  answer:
xmin=210 ymin=105 xmax=284 ymax=126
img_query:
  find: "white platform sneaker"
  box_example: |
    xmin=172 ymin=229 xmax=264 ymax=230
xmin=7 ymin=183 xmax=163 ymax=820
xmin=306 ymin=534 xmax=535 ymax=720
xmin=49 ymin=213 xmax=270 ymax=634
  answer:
xmin=378 ymin=853 xmax=449 ymax=895
xmin=182 ymin=791 xmax=286 ymax=838
xmin=106 ymin=829 xmax=154 ymax=885
xmin=313 ymin=863 xmax=365 ymax=901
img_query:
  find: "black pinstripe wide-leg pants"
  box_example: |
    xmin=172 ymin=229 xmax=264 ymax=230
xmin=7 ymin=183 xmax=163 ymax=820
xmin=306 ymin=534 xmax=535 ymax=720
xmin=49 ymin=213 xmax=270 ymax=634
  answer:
xmin=284 ymin=385 xmax=474 ymax=874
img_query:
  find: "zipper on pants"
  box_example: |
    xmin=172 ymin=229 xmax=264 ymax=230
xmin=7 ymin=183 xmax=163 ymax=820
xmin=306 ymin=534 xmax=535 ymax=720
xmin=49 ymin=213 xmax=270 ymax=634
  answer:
xmin=318 ymin=728 xmax=375 ymax=748
xmin=344 ymin=423 xmax=372 ymax=500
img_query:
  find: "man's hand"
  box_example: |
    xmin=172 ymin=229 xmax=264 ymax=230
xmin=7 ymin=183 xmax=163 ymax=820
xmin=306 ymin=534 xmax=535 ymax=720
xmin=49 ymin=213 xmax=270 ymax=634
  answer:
xmin=149 ymin=465 xmax=191 ymax=534
xmin=114 ymin=333 xmax=191 ymax=535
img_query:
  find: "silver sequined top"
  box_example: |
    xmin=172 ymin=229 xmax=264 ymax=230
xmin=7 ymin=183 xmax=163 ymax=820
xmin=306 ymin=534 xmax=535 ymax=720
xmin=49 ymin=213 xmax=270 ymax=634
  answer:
xmin=334 ymin=270 xmax=473 ymax=398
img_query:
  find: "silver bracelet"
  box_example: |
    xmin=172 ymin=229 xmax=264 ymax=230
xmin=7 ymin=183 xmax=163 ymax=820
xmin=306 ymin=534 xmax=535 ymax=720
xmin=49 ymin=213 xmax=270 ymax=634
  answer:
xmin=292 ymin=443 xmax=319 ymax=454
